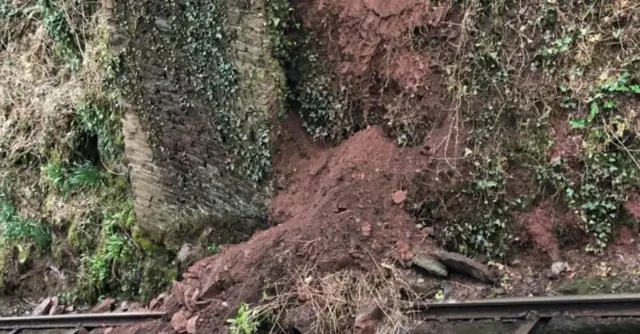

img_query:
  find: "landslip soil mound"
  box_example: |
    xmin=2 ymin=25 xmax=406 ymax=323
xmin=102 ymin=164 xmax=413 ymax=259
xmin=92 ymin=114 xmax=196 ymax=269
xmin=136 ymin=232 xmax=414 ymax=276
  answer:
xmin=105 ymin=114 xmax=434 ymax=333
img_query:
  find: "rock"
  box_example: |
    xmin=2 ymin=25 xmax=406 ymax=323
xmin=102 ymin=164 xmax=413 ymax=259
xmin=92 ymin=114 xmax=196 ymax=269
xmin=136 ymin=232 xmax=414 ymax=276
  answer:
xmin=442 ymin=281 xmax=453 ymax=300
xmin=412 ymin=254 xmax=448 ymax=277
xmin=171 ymin=310 xmax=192 ymax=333
xmin=177 ymin=243 xmax=197 ymax=263
xmin=283 ymin=305 xmax=316 ymax=333
xmin=92 ymin=298 xmax=116 ymax=313
xmin=354 ymin=302 xmax=383 ymax=334
xmin=173 ymin=281 xmax=186 ymax=306
xmin=510 ymin=259 xmax=522 ymax=267
xmin=33 ymin=297 xmax=53 ymax=316
xmin=392 ymin=191 xmax=407 ymax=204
xmin=149 ymin=293 xmax=167 ymax=310
xmin=393 ymin=240 xmax=414 ymax=268
xmin=336 ymin=200 xmax=349 ymax=212
xmin=76 ymin=328 xmax=90 ymax=334
xmin=104 ymin=328 xmax=114 ymax=334
xmin=65 ymin=305 xmax=75 ymax=313
xmin=116 ymin=301 xmax=129 ymax=312
xmin=49 ymin=297 xmax=60 ymax=315
xmin=524 ymin=276 xmax=535 ymax=285
xmin=361 ymin=222 xmax=371 ymax=237
xmin=186 ymin=315 xmax=199 ymax=334
xmin=437 ymin=251 xmax=497 ymax=284
xmin=550 ymin=261 xmax=568 ymax=278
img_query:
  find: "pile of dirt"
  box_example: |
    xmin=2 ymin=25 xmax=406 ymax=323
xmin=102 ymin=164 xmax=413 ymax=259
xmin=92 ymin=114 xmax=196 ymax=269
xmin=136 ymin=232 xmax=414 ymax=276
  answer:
xmin=108 ymin=113 xmax=434 ymax=333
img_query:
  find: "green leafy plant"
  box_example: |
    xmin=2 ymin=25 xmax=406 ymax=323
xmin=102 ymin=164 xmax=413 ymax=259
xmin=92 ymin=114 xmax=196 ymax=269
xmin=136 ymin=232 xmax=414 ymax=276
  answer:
xmin=539 ymin=72 xmax=640 ymax=252
xmin=68 ymin=162 xmax=103 ymax=189
xmin=44 ymin=161 xmax=104 ymax=194
xmin=0 ymin=201 xmax=51 ymax=250
xmin=76 ymin=99 xmax=124 ymax=162
xmin=228 ymin=303 xmax=261 ymax=334
xmin=37 ymin=0 xmax=80 ymax=68
xmin=207 ymin=243 xmax=221 ymax=254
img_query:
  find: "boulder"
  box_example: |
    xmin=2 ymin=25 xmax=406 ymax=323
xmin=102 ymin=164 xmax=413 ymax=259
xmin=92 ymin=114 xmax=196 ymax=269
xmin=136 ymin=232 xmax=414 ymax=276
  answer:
xmin=412 ymin=254 xmax=448 ymax=277
xmin=436 ymin=251 xmax=497 ymax=284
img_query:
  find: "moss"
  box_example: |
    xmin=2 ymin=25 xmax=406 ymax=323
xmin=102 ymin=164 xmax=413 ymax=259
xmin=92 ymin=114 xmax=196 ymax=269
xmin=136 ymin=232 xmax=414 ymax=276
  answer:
xmin=557 ymin=276 xmax=640 ymax=295
xmin=132 ymin=226 xmax=161 ymax=253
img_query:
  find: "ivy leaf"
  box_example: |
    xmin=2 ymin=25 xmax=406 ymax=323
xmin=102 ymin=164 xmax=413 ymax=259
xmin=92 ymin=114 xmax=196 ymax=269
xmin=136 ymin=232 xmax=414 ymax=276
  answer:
xmin=569 ymin=118 xmax=586 ymax=129
xmin=587 ymin=102 xmax=599 ymax=123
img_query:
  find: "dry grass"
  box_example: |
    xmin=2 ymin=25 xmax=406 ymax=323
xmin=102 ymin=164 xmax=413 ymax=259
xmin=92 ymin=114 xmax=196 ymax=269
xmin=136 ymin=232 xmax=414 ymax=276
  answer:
xmin=0 ymin=0 xmax=110 ymax=165
xmin=258 ymin=260 xmax=428 ymax=334
xmin=0 ymin=0 xmax=134 ymax=297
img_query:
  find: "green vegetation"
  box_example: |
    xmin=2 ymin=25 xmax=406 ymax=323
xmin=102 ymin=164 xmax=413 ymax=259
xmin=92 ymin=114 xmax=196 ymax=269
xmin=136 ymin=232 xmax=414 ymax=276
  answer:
xmin=557 ymin=276 xmax=640 ymax=295
xmin=537 ymin=73 xmax=640 ymax=252
xmin=412 ymin=156 xmax=520 ymax=259
xmin=227 ymin=303 xmax=262 ymax=334
xmin=410 ymin=0 xmax=640 ymax=258
xmin=265 ymin=0 xmax=353 ymax=145
xmin=0 ymin=201 xmax=51 ymax=250
xmin=0 ymin=0 xmax=175 ymax=303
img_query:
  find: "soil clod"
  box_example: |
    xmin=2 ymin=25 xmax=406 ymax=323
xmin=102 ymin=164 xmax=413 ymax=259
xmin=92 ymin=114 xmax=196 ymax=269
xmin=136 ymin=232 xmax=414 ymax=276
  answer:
xmin=354 ymin=302 xmax=384 ymax=334
xmin=91 ymin=298 xmax=116 ymax=313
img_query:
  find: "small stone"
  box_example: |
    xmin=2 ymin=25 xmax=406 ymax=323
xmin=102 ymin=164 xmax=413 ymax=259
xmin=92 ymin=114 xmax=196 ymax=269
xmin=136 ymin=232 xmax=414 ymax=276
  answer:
xmin=412 ymin=255 xmax=448 ymax=277
xmin=117 ymin=301 xmax=129 ymax=312
xmin=186 ymin=315 xmax=199 ymax=334
xmin=524 ymin=276 xmax=535 ymax=285
xmin=393 ymin=241 xmax=414 ymax=268
xmin=76 ymin=328 xmax=90 ymax=334
xmin=354 ymin=302 xmax=383 ymax=334
xmin=49 ymin=297 xmax=60 ymax=315
xmin=177 ymin=243 xmax=196 ymax=263
xmin=550 ymin=261 xmax=568 ymax=278
xmin=171 ymin=310 xmax=192 ymax=333
xmin=104 ymin=328 xmax=113 ymax=334
xmin=336 ymin=200 xmax=348 ymax=212
xmin=149 ymin=293 xmax=166 ymax=310
xmin=283 ymin=305 xmax=316 ymax=333
xmin=361 ymin=222 xmax=372 ymax=237
xmin=92 ymin=298 xmax=116 ymax=313
xmin=392 ymin=191 xmax=407 ymax=204
xmin=173 ymin=281 xmax=186 ymax=306
xmin=510 ymin=259 xmax=522 ymax=267
xmin=65 ymin=305 xmax=75 ymax=313
xmin=33 ymin=298 xmax=53 ymax=316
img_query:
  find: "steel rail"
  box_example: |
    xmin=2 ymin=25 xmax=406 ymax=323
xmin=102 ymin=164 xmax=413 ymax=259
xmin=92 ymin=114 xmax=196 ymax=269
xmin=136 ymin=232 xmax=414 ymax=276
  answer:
xmin=0 ymin=312 xmax=166 ymax=330
xmin=416 ymin=293 xmax=640 ymax=321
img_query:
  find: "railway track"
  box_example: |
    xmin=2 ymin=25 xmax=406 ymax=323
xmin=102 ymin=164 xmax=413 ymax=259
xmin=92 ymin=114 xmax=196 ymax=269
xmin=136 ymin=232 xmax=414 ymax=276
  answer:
xmin=3 ymin=294 xmax=640 ymax=333
xmin=415 ymin=293 xmax=640 ymax=333
xmin=0 ymin=312 xmax=164 ymax=333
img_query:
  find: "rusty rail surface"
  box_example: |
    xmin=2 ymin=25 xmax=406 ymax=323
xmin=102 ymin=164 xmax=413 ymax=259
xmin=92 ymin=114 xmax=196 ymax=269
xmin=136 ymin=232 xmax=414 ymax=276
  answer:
xmin=0 ymin=312 xmax=165 ymax=330
xmin=415 ymin=293 xmax=640 ymax=334
xmin=417 ymin=293 xmax=640 ymax=320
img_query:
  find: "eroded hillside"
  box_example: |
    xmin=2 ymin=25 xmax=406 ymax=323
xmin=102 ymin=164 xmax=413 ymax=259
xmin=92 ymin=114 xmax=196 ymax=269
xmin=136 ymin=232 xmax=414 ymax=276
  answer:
xmin=2 ymin=0 xmax=640 ymax=333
